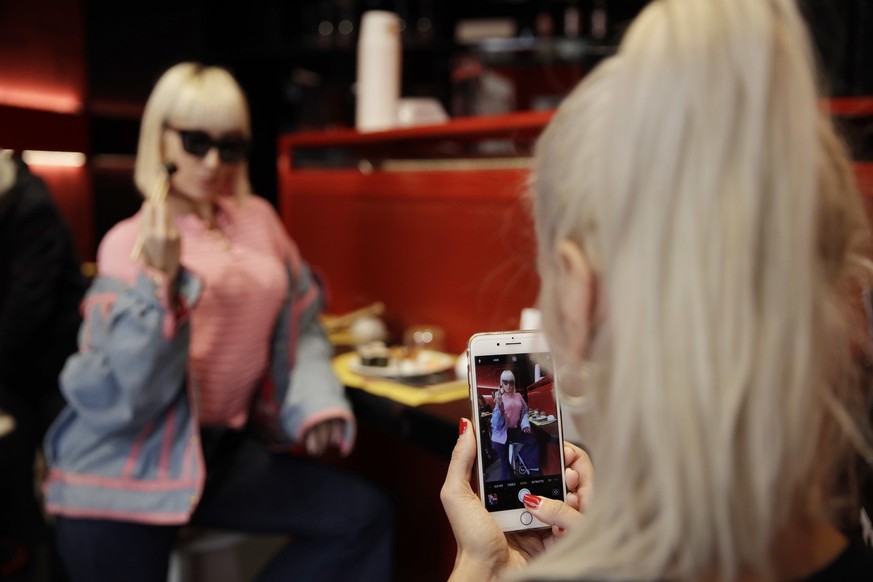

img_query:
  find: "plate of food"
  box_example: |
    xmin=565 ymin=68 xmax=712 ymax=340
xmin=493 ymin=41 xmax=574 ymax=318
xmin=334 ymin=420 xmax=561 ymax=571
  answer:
xmin=529 ymin=413 xmax=557 ymax=425
xmin=351 ymin=341 xmax=457 ymax=379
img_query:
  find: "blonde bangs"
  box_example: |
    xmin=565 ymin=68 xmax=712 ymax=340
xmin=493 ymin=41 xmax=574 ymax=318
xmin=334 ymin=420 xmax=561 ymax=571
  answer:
xmin=134 ymin=62 xmax=254 ymax=199
xmin=165 ymin=70 xmax=251 ymax=136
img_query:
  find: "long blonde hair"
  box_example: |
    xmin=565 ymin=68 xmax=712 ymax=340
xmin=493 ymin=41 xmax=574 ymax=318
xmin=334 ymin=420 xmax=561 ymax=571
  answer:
xmin=134 ymin=62 xmax=253 ymax=200
xmin=525 ymin=0 xmax=871 ymax=580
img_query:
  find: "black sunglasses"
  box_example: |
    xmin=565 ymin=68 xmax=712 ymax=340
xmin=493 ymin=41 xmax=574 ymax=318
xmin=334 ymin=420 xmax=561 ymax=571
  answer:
xmin=165 ymin=125 xmax=250 ymax=163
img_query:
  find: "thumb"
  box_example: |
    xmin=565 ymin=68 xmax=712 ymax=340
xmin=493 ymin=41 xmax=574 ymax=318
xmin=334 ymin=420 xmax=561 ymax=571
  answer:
xmin=523 ymin=495 xmax=583 ymax=531
xmin=442 ymin=419 xmax=477 ymax=495
xmin=441 ymin=418 xmax=493 ymax=542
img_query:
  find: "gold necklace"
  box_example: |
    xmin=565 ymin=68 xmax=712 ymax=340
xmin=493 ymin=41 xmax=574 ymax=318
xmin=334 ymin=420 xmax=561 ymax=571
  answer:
xmin=204 ymin=224 xmax=232 ymax=250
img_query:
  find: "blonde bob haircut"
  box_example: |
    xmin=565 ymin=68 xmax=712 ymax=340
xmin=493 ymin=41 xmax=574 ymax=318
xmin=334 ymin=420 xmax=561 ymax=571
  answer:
xmin=523 ymin=0 xmax=872 ymax=580
xmin=134 ymin=62 xmax=253 ymax=200
xmin=500 ymin=370 xmax=517 ymax=387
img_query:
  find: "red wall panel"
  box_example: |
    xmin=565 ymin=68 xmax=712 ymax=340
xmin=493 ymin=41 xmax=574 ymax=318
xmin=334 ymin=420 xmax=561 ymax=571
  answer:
xmin=282 ymin=168 xmax=539 ymax=354
xmin=0 ymin=0 xmax=86 ymax=115
xmin=0 ymin=0 xmax=91 ymax=259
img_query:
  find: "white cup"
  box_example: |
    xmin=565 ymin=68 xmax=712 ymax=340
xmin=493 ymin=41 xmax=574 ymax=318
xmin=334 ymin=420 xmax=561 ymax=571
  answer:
xmin=355 ymin=11 xmax=401 ymax=132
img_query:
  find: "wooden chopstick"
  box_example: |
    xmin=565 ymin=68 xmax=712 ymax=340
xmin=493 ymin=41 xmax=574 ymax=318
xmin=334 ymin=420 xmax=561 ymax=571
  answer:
xmin=130 ymin=163 xmax=177 ymax=261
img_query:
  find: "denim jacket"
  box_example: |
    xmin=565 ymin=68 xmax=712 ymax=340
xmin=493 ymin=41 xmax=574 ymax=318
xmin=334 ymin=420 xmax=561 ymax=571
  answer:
xmin=42 ymin=258 xmax=353 ymax=525
xmin=490 ymin=394 xmax=530 ymax=446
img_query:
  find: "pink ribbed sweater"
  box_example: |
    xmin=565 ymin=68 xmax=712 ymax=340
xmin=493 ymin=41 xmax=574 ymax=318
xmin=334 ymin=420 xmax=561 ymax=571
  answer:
xmin=98 ymin=195 xmax=294 ymax=427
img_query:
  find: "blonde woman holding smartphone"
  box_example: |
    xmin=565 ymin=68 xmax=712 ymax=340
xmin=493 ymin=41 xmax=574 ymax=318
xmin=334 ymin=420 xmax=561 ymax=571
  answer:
xmin=443 ymin=0 xmax=873 ymax=580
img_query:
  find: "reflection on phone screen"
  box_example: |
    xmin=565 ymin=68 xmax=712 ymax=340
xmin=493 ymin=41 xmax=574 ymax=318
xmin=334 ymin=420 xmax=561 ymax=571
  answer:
xmin=473 ymin=351 xmax=563 ymax=512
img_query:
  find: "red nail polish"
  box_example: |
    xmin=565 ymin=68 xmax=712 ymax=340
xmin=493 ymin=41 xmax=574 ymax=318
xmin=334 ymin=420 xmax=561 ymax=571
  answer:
xmin=459 ymin=418 xmax=467 ymax=435
xmin=523 ymin=494 xmax=541 ymax=508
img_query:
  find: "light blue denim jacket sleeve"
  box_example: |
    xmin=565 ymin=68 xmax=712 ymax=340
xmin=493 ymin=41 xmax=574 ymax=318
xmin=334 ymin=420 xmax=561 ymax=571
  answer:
xmin=258 ymin=261 xmax=356 ymax=450
xmin=59 ymin=269 xmax=202 ymax=433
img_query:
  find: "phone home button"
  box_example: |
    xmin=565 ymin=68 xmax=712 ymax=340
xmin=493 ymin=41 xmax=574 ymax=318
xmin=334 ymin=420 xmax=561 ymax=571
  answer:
xmin=520 ymin=511 xmax=534 ymax=526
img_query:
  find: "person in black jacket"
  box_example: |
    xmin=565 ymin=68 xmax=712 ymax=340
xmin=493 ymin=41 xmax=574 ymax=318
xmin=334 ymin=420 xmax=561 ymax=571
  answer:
xmin=0 ymin=150 xmax=86 ymax=581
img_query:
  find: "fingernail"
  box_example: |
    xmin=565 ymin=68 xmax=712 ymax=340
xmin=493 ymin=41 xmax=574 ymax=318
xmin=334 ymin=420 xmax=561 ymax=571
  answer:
xmin=459 ymin=418 xmax=467 ymax=435
xmin=523 ymin=494 xmax=541 ymax=509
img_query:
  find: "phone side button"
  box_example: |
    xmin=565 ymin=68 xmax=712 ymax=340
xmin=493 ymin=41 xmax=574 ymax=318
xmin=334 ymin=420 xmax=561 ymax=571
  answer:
xmin=520 ymin=511 xmax=534 ymax=526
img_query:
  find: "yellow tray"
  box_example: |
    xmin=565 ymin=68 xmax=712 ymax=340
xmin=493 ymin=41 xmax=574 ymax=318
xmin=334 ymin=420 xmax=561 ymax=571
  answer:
xmin=333 ymin=351 xmax=468 ymax=407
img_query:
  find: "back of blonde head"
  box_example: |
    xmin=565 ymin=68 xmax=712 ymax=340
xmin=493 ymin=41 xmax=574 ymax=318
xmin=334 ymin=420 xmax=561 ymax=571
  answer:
xmin=526 ymin=0 xmax=871 ymax=580
xmin=134 ymin=62 xmax=253 ymax=199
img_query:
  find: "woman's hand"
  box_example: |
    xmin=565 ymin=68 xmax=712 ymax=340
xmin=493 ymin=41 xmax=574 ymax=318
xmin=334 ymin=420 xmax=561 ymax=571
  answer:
xmin=441 ymin=418 xmax=516 ymax=581
xmin=562 ymin=441 xmax=594 ymax=515
xmin=139 ymin=199 xmax=181 ymax=281
xmin=303 ymin=418 xmax=346 ymax=456
xmin=441 ymin=420 xmax=592 ymax=581
xmin=440 ymin=419 xmax=578 ymax=580
xmin=520 ymin=441 xmax=592 ymax=538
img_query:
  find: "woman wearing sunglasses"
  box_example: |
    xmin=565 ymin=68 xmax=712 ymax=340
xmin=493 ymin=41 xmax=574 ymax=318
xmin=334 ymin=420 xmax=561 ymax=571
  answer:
xmin=491 ymin=370 xmax=539 ymax=481
xmin=42 ymin=62 xmax=393 ymax=581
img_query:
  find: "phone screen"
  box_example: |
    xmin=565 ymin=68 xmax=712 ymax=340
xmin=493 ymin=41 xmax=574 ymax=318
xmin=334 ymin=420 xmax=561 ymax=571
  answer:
xmin=469 ymin=332 xmax=565 ymax=527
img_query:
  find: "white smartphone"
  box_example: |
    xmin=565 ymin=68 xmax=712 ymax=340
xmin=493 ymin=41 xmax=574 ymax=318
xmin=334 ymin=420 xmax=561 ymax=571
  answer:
xmin=467 ymin=330 xmax=567 ymax=532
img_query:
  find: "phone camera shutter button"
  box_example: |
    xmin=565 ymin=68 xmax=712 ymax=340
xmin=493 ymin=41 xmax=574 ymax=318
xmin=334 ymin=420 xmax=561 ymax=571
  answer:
xmin=520 ymin=511 xmax=533 ymax=526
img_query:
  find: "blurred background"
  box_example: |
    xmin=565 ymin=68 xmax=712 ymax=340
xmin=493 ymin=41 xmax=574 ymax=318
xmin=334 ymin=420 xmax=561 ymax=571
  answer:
xmin=3 ymin=2 xmax=873 ymax=581
xmin=2 ymin=0 xmax=872 ymax=265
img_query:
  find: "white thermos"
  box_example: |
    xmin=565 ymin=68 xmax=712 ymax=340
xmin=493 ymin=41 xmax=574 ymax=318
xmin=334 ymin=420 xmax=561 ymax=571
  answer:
xmin=355 ymin=11 xmax=401 ymax=132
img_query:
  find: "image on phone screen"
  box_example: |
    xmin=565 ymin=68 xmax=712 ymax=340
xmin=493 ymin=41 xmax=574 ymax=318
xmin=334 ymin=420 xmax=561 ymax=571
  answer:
xmin=471 ymin=350 xmax=564 ymax=514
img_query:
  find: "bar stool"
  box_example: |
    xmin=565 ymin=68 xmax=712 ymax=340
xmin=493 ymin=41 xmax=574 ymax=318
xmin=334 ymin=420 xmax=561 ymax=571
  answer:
xmin=167 ymin=528 xmax=247 ymax=582
xmin=509 ymin=441 xmax=529 ymax=476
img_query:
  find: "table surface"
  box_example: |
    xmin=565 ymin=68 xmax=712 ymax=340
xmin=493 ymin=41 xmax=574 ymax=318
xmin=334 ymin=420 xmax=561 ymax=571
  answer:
xmin=334 ymin=350 xmax=472 ymax=458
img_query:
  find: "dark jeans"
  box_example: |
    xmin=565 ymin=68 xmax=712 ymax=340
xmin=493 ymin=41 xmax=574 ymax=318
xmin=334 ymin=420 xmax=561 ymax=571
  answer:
xmin=492 ymin=428 xmax=540 ymax=481
xmin=54 ymin=428 xmax=394 ymax=582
